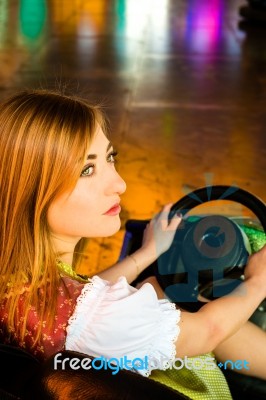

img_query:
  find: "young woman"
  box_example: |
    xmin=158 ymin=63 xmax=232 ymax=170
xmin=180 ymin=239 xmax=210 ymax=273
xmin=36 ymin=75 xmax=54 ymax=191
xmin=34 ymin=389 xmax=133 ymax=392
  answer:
xmin=0 ymin=90 xmax=265 ymax=399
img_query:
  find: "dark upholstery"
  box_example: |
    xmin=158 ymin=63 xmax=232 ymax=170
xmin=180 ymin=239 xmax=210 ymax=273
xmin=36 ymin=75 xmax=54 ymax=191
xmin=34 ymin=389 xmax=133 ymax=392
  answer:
xmin=0 ymin=344 xmax=41 ymax=399
xmin=223 ymin=369 xmax=266 ymax=400
xmin=0 ymin=345 xmax=190 ymax=400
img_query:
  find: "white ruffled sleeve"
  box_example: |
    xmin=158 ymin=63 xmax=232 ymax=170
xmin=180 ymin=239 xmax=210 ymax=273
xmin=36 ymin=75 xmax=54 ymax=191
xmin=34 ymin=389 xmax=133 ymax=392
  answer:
xmin=65 ymin=275 xmax=181 ymax=376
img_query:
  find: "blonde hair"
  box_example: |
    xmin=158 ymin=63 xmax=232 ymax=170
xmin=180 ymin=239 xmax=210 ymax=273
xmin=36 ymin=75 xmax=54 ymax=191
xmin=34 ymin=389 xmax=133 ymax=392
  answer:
xmin=0 ymin=89 xmax=103 ymax=344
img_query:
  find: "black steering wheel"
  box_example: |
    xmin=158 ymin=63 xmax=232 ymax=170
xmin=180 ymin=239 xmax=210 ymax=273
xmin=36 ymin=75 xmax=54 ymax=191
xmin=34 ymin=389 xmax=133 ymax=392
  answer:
xmin=154 ymin=185 xmax=266 ymax=312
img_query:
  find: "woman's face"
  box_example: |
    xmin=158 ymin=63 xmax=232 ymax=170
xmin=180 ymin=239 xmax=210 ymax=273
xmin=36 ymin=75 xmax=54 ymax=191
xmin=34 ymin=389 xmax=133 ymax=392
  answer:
xmin=48 ymin=127 xmax=126 ymax=244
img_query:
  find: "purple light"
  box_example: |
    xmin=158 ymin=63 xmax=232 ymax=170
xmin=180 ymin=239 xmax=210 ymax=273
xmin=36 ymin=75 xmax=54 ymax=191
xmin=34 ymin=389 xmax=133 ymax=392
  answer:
xmin=185 ymin=0 xmax=224 ymax=54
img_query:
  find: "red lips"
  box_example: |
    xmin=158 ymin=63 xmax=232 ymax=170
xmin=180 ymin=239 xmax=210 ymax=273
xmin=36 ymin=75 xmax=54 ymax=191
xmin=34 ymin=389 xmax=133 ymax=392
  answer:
xmin=104 ymin=203 xmax=121 ymax=216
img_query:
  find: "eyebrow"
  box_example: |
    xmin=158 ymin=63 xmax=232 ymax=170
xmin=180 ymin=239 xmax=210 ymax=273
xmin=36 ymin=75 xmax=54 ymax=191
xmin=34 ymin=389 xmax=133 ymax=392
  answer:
xmin=87 ymin=142 xmax=113 ymax=160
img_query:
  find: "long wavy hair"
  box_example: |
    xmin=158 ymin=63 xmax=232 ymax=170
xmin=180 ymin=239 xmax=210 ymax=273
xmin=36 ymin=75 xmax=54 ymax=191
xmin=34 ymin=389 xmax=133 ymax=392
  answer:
xmin=0 ymin=89 xmax=104 ymax=344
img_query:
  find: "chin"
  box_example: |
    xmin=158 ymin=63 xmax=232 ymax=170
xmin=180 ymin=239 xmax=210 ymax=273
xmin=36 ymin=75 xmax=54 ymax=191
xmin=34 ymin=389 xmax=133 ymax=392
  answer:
xmin=83 ymin=217 xmax=121 ymax=238
xmin=102 ymin=217 xmax=121 ymax=237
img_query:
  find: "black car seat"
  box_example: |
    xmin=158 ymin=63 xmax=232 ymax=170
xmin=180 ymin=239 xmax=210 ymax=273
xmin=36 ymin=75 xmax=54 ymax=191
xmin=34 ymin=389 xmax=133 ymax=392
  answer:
xmin=0 ymin=345 xmax=190 ymax=400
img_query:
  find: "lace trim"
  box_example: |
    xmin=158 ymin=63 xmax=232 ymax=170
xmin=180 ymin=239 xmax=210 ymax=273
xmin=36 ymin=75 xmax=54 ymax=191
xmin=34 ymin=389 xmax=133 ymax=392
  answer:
xmin=139 ymin=301 xmax=181 ymax=377
xmin=65 ymin=276 xmax=104 ymax=342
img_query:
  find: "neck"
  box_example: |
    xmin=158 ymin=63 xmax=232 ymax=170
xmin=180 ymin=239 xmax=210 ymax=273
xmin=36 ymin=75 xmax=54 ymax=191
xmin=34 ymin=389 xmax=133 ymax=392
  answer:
xmin=51 ymin=234 xmax=80 ymax=266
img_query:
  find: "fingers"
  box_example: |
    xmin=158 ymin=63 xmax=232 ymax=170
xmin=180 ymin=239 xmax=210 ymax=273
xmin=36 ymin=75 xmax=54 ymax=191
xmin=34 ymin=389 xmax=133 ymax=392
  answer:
xmin=142 ymin=203 xmax=183 ymax=257
xmin=157 ymin=203 xmax=182 ymax=231
xmin=168 ymin=213 xmax=182 ymax=230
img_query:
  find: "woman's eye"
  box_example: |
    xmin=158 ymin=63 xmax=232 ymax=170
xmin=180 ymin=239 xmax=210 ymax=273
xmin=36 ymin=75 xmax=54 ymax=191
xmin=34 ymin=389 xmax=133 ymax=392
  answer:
xmin=108 ymin=150 xmax=118 ymax=163
xmin=80 ymin=164 xmax=94 ymax=177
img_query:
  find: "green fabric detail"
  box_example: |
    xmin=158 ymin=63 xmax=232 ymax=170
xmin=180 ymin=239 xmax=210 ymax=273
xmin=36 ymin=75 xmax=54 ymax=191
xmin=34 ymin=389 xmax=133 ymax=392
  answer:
xmin=241 ymin=225 xmax=266 ymax=253
xmin=149 ymin=353 xmax=232 ymax=399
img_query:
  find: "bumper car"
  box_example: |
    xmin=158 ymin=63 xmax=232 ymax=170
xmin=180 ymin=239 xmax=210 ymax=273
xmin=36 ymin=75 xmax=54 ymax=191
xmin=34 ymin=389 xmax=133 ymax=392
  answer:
xmin=120 ymin=185 xmax=266 ymax=399
xmin=0 ymin=185 xmax=266 ymax=399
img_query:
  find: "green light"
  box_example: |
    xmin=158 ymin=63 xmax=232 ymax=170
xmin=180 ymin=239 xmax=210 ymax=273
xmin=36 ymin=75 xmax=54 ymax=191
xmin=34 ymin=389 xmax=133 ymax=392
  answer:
xmin=20 ymin=0 xmax=47 ymax=41
xmin=0 ymin=0 xmax=8 ymax=48
xmin=115 ymin=0 xmax=126 ymax=34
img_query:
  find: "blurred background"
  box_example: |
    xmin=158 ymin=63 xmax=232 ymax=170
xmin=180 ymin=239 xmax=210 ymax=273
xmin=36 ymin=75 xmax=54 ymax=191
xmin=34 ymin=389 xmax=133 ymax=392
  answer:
xmin=0 ymin=0 xmax=266 ymax=275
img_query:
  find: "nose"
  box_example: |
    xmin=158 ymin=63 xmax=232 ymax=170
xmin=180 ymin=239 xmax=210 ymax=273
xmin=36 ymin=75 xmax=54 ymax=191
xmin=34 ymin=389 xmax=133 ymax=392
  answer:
xmin=105 ymin=167 xmax=127 ymax=196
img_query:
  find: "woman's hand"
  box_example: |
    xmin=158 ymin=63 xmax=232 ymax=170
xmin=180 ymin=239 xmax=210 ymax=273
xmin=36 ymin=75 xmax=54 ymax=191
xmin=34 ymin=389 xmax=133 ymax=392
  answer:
xmin=98 ymin=204 xmax=182 ymax=284
xmin=140 ymin=203 xmax=182 ymax=261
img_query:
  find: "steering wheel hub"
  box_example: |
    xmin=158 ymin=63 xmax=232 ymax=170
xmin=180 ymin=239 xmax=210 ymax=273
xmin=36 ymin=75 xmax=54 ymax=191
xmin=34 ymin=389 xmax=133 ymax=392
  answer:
xmin=181 ymin=215 xmax=249 ymax=274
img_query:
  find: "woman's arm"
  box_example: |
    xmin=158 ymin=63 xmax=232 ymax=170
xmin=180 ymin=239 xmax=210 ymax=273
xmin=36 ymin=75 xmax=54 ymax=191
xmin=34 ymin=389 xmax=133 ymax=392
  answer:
xmin=98 ymin=204 xmax=182 ymax=283
xmin=97 ymin=247 xmax=157 ymax=284
xmin=140 ymin=246 xmax=266 ymax=363
xmin=214 ymin=320 xmax=266 ymax=380
xmin=176 ymin=269 xmax=266 ymax=358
